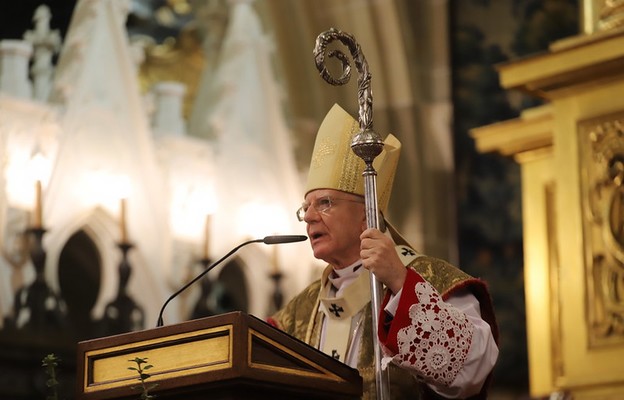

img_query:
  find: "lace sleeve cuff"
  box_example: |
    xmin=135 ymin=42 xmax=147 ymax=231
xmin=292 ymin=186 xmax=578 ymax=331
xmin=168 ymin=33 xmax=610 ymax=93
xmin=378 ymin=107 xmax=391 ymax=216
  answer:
xmin=378 ymin=269 xmax=474 ymax=386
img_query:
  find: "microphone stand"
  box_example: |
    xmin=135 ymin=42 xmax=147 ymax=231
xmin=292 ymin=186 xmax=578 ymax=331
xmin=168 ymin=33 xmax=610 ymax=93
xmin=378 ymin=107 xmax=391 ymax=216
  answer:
xmin=156 ymin=235 xmax=306 ymax=327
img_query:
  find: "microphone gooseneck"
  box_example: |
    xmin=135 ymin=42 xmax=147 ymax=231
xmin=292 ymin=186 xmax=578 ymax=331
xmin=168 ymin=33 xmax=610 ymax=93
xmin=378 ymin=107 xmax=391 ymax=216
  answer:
xmin=263 ymin=235 xmax=307 ymax=244
xmin=155 ymin=235 xmax=307 ymax=327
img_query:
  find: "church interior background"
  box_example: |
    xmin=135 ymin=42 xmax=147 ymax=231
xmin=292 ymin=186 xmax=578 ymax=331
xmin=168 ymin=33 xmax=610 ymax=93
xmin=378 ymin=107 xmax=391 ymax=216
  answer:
xmin=2 ymin=0 xmax=624 ymax=399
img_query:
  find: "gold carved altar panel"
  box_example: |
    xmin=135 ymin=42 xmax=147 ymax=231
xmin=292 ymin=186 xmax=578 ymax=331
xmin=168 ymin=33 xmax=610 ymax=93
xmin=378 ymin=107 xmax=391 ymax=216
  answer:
xmin=578 ymin=111 xmax=624 ymax=348
xmin=471 ymin=27 xmax=624 ymax=399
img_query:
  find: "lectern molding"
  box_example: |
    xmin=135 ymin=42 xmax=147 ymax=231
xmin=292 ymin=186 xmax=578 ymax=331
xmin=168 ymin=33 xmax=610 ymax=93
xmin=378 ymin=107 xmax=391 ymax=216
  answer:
xmin=83 ymin=324 xmax=234 ymax=393
xmin=76 ymin=311 xmax=362 ymax=400
xmin=247 ymin=329 xmax=345 ymax=382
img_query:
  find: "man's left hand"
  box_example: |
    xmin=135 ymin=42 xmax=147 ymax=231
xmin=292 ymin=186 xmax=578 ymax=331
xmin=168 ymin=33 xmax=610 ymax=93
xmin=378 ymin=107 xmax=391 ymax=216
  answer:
xmin=360 ymin=228 xmax=407 ymax=294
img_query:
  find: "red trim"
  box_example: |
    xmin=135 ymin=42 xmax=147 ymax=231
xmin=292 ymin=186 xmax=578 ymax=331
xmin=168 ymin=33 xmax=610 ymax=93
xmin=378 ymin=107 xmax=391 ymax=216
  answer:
xmin=378 ymin=269 xmax=426 ymax=355
xmin=265 ymin=317 xmax=280 ymax=329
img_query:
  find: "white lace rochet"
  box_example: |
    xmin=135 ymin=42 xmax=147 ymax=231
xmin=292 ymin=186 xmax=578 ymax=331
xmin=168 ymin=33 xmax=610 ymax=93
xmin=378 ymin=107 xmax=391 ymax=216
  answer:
xmin=382 ymin=281 xmax=474 ymax=385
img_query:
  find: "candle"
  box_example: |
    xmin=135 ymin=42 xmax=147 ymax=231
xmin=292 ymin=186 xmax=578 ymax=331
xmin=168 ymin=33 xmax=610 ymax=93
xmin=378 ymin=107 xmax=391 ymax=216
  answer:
xmin=203 ymin=214 xmax=211 ymax=259
xmin=33 ymin=180 xmax=42 ymax=228
xmin=120 ymin=198 xmax=128 ymax=243
xmin=272 ymin=245 xmax=280 ymax=274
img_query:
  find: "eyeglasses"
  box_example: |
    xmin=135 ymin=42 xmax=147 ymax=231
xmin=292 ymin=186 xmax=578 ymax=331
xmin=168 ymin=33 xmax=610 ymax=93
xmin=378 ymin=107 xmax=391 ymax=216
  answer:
xmin=296 ymin=195 xmax=364 ymax=221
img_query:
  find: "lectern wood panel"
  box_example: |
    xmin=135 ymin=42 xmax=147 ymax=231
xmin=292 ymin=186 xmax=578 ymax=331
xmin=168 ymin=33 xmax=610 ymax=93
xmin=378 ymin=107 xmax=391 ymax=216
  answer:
xmin=76 ymin=311 xmax=362 ymax=400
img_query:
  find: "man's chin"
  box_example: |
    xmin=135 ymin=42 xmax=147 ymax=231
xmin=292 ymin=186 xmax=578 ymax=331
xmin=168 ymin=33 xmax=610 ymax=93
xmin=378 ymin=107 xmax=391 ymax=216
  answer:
xmin=311 ymin=245 xmax=329 ymax=262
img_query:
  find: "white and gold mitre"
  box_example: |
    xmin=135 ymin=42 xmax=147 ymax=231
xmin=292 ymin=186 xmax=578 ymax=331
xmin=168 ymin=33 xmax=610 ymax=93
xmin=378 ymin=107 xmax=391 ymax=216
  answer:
xmin=305 ymin=103 xmax=401 ymax=213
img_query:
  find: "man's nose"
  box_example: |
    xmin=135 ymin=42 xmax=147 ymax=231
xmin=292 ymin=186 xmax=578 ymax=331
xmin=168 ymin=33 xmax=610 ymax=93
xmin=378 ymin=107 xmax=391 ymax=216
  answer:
xmin=303 ymin=205 xmax=320 ymax=222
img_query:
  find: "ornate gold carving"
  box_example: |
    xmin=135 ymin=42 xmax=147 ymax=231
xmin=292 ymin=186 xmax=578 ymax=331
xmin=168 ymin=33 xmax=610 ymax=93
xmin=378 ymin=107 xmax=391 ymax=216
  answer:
xmin=599 ymin=0 xmax=624 ymax=30
xmin=582 ymin=0 xmax=624 ymax=33
xmin=136 ymin=29 xmax=205 ymax=118
xmin=134 ymin=0 xmax=230 ymax=120
xmin=579 ymin=111 xmax=624 ymax=346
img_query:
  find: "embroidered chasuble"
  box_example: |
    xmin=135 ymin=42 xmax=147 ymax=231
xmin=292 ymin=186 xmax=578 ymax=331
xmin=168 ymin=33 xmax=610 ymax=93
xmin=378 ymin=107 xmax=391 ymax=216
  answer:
xmin=269 ymin=243 xmax=498 ymax=400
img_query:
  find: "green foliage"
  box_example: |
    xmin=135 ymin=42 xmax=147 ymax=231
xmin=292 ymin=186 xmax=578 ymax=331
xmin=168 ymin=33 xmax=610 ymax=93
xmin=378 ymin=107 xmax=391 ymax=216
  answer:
xmin=128 ymin=357 xmax=158 ymax=399
xmin=41 ymin=353 xmax=60 ymax=400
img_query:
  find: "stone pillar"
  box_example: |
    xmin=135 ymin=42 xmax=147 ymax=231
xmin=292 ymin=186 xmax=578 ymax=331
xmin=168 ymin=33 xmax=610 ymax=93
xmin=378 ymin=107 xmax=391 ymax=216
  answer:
xmin=0 ymin=40 xmax=33 ymax=99
xmin=151 ymin=81 xmax=187 ymax=137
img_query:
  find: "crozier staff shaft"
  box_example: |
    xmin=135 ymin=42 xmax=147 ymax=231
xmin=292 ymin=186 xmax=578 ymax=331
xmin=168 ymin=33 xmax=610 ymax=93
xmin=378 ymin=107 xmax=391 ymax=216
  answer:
xmin=313 ymin=27 xmax=389 ymax=400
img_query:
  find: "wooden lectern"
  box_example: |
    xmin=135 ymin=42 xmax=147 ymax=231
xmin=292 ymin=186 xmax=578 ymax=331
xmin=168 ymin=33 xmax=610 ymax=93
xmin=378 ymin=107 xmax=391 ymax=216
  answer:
xmin=76 ymin=311 xmax=363 ymax=399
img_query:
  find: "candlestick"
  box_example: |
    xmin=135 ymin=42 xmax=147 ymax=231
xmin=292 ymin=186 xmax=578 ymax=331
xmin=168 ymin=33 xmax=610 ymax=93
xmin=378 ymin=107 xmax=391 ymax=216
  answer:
xmin=33 ymin=180 xmax=42 ymax=228
xmin=120 ymin=198 xmax=128 ymax=243
xmin=203 ymin=214 xmax=211 ymax=259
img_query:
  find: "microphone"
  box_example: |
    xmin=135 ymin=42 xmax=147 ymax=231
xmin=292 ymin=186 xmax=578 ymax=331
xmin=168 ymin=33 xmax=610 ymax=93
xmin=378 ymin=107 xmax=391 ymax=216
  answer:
xmin=156 ymin=235 xmax=307 ymax=327
xmin=262 ymin=235 xmax=308 ymax=244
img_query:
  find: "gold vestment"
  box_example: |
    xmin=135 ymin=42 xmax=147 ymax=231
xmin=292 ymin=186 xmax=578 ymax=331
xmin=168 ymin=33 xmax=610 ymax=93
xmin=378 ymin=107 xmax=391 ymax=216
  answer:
xmin=271 ymin=254 xmax=498 ymax=400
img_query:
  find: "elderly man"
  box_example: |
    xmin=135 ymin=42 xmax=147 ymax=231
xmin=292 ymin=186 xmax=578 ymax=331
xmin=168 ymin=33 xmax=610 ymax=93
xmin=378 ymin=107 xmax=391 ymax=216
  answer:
xmin=269 ymin=104 xmax=499 ymax=399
